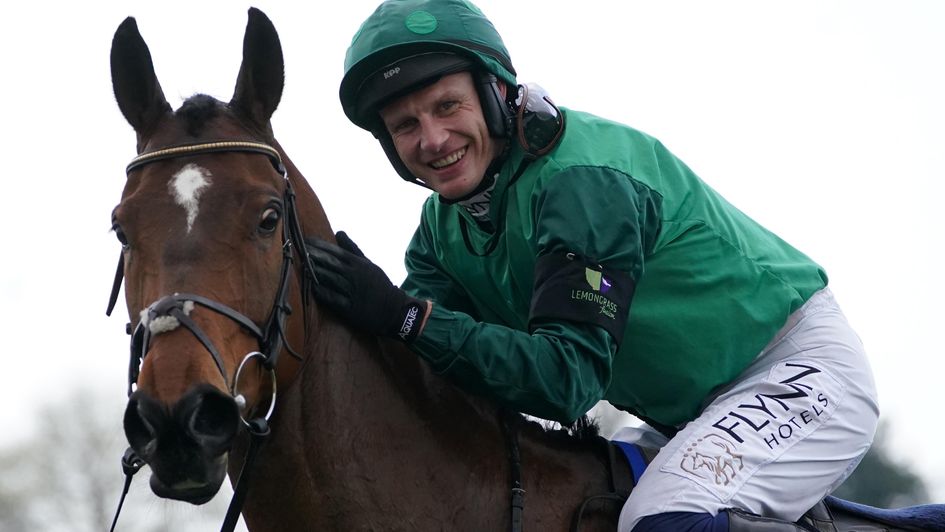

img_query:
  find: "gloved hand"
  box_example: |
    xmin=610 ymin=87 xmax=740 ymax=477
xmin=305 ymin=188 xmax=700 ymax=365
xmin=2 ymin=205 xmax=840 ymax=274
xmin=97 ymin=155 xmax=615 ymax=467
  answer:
xmin=305 ymin=231 xmax=427 ymax=342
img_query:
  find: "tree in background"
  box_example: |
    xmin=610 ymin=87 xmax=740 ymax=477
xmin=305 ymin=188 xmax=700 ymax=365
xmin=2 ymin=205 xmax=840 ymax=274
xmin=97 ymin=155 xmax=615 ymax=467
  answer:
xmin=0 ymin=450 xmax=34 ymax=531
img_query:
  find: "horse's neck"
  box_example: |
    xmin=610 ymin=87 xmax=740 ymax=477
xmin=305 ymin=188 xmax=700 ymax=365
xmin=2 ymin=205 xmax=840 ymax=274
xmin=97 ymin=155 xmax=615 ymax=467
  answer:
xmin=248 ymin=319 xmax=501 ymax=527
xmin=242 ymin=317 xmax=617 ymax=530
xmin=304 ymin=317 xmax=505 ymax=453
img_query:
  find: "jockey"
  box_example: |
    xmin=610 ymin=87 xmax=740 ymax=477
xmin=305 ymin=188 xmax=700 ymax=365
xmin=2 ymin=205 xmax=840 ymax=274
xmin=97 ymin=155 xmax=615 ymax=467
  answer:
xmin=306 ymin=1 xmax=879 ymax=530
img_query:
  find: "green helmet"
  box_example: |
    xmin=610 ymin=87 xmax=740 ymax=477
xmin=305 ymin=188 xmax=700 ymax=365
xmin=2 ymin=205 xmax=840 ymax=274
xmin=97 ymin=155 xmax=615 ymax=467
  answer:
xmin=340 ymin=0 xmax=517 ymax=133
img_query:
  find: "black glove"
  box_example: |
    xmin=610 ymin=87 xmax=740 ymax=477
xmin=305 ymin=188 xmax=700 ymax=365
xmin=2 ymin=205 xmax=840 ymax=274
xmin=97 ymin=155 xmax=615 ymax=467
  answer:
xmin=305 ymin=231 xmax=427 ymax=342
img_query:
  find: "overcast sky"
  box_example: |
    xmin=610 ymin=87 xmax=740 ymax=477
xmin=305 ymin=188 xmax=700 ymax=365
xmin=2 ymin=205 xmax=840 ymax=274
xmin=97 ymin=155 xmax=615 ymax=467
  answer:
xmin=2 ymin=0 xmax=942 ymax=511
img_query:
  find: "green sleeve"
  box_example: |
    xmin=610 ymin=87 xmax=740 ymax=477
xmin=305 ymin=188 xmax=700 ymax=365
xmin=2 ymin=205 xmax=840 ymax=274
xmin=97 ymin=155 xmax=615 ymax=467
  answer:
xmin=402 ymin=210 xmax=614 ymax=424
xmin=534 ymin=165 xmax=660 ymax=278
xmin=411 ymin=304 xmax=616 ymax=424
xmin=401 ymin=204 xmax=612 ymax=424
xmin=401 ymin=211 xmax=480 ymax=319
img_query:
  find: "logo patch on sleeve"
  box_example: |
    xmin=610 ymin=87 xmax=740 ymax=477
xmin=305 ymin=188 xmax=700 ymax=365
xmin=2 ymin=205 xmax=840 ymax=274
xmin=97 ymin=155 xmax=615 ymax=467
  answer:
xmin=570 ymin=267 xmax=618 ymax=318
xmin=528 ymin=252 xmax=634 ymax=342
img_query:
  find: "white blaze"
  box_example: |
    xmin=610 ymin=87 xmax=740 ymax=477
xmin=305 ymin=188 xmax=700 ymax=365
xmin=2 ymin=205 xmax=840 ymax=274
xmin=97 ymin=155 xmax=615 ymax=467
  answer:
xmin=169 ymin=163 xmax=211 ymax=232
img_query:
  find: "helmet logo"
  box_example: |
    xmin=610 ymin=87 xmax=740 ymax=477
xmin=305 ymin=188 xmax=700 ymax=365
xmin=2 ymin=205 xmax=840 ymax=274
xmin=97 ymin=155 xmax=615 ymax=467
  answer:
xmin=405 ymin=11 xmax=438 ymax=35
xmin=383 ymin=67 xmax=401 ymax=80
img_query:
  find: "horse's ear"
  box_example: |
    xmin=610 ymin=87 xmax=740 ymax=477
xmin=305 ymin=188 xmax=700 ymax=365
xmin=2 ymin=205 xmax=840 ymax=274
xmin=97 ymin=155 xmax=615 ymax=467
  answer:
xmin=230 ymin=8 xmax=284 ymax=127
xmin=110 ymin=17 xmax=171 ymax=134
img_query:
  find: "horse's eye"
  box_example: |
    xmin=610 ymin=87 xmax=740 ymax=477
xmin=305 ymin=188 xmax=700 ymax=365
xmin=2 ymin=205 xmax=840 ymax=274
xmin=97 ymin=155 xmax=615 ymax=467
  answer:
xmin=259 ymin=208 xmax=281 ymax=234
xmin=112 ymin=222 xmax=130 ymax=249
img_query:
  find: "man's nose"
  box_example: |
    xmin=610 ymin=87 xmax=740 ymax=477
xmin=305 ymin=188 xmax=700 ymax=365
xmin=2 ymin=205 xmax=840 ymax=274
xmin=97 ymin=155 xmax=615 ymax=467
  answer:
xmin=418 ymin=119 xmax=449 ymax=153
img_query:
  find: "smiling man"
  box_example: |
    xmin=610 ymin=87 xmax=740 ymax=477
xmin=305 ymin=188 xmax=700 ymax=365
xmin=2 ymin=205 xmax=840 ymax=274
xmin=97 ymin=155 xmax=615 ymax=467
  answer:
xmin=304 ymin=1 xmax=879 ymax=531
xmin=379 ymin=70 xmax=506 ymax=200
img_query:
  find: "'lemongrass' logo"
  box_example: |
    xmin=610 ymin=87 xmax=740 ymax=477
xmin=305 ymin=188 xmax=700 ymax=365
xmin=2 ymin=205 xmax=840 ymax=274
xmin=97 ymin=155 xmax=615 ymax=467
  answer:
xmin=584 ymin=268 xmax=613 ymax=294
xmin=572 ymin=267 xmax=617 ymax=318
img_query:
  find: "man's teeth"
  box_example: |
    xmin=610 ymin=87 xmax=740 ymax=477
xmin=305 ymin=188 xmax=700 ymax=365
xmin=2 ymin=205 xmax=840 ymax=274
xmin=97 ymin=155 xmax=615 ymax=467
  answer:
xmin=431 ymin=148 xmax=466 ymax=169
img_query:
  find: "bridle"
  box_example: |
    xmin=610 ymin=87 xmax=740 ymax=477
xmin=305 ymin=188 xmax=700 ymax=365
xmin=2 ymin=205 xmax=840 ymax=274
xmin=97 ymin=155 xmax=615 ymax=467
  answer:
xmin=107 ymin=140 xmax=317 ymax=532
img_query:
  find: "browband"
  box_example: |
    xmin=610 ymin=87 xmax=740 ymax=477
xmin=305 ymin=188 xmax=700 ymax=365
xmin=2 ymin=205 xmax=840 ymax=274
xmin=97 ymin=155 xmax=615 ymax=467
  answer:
xmin=126 ymin=141 xmax=285 ymax=176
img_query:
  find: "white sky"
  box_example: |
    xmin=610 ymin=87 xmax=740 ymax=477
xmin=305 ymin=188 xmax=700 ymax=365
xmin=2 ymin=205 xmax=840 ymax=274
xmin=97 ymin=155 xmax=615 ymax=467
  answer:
xmin=1 ymin=0 xmax=942 ymax=506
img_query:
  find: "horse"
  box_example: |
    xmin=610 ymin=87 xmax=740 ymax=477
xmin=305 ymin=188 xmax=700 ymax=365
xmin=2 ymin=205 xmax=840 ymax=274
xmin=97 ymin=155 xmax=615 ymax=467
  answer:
xmin=108 ymin=8 xmax=945 ymax=532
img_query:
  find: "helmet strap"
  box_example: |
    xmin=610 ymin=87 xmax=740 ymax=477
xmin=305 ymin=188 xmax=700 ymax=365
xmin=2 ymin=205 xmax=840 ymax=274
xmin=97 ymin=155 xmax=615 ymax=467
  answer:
xmin=475 ymin=71 xmax=515 ymax=138
xmin=375 ymin=128 xmax=432 ymax=188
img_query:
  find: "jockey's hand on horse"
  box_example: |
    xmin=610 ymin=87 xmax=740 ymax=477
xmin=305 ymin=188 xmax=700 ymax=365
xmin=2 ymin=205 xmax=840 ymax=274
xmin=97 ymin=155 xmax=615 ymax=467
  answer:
xmin=305 ymin=231 xmax=428 ymax=343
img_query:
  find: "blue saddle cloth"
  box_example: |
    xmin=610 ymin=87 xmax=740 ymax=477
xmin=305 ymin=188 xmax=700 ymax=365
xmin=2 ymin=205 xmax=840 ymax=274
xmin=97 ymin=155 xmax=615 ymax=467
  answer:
xmin=825 ymin=495 xmax=945 ymax=531
xmin=612 ymin=440 xmax=648 ymax=486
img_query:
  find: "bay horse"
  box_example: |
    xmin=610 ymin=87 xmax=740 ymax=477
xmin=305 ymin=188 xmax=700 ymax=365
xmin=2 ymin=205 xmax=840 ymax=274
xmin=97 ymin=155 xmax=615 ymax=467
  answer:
xmin=108 ymin=8 xmax=945 ymax=532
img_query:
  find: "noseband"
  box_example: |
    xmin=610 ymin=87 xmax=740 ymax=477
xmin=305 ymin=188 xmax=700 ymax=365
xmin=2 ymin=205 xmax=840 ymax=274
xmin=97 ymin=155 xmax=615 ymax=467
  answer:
xmin=107 ymin=140 xmax=317 ymax=532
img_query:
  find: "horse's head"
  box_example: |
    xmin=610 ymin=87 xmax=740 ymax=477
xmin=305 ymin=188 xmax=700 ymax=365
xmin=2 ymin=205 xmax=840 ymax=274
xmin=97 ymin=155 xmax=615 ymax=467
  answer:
xmin=109 ymin=8 xmax=320 ymax=504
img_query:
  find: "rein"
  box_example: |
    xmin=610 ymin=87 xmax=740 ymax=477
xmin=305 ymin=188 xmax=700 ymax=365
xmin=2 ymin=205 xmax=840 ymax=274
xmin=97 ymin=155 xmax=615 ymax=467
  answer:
xmin=107 ymin=140 xmax=317 ymax=532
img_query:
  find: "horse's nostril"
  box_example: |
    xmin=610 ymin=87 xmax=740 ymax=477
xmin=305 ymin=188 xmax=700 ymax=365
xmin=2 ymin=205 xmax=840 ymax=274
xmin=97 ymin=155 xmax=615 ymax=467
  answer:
xmin=181 ymin=385 xmax=240 ymax=455
xmin=124 ymin=392 xmax=163 ymax=459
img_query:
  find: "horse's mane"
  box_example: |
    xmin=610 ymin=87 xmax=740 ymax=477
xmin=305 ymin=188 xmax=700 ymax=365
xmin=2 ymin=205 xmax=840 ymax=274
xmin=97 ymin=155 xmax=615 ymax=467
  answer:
xmin=561 ymin=415 xmax=601 ymax=443
xmin=177 ymin=94 xmax=222 ymax=137
xmin=521 ymin=413 xmax=602 ymax=446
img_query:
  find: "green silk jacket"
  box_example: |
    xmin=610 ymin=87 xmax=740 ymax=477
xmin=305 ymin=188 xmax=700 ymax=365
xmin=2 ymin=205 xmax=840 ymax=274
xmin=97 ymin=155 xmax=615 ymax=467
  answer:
xmin=402 ymin=108 xmax=827 ymax=428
